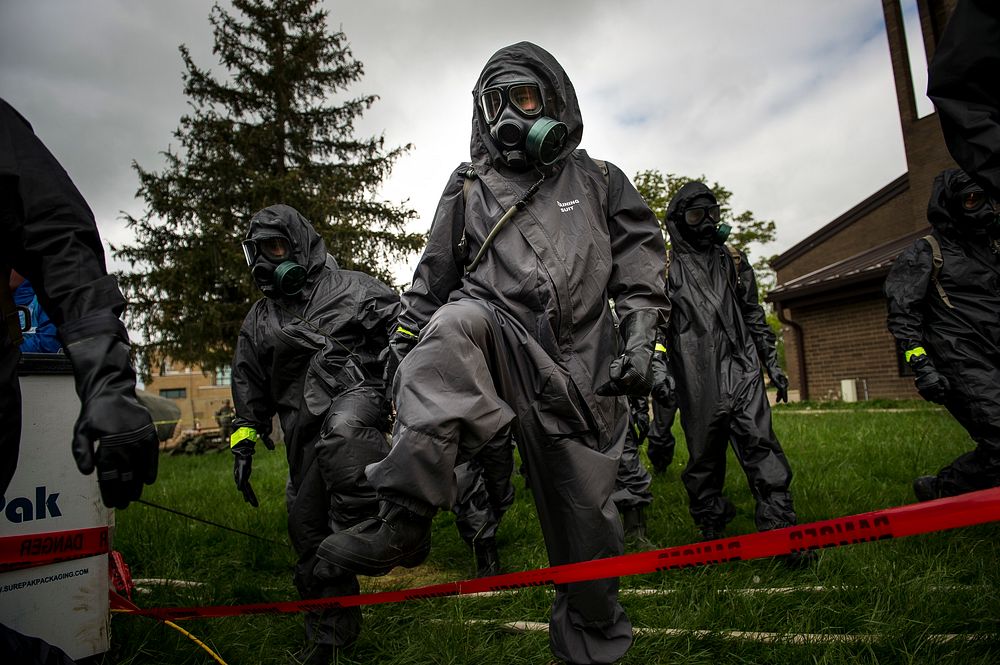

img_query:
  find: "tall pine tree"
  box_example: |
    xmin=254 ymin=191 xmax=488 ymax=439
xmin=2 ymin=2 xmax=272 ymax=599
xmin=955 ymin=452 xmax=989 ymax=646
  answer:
xmin=114 ymin=0 xmax=423 ymax=379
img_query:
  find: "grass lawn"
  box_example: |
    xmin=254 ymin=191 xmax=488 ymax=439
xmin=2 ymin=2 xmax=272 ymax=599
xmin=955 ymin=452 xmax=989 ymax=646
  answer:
xmin=103 ymin=401 xmax=1000 ymax=664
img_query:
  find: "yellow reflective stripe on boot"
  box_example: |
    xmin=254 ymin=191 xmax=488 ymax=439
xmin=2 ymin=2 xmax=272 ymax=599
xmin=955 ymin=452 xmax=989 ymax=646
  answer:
xmin=905 ymin=347 xmax=927 ymax=363
xmin=230 ymin=427 xmax=262 ymax=448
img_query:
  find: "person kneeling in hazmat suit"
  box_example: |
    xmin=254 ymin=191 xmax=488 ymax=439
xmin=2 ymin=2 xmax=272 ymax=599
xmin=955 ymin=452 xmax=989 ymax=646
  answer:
xmin=885 ymin=168 xmax=1000 ymax=501
xmin=315 ymin=42 xmax=669 ymax=664
xmin=653 ymin=182 xmax=805 ymax=557
xmin=229 ymin=205 xmax=399 ymax=663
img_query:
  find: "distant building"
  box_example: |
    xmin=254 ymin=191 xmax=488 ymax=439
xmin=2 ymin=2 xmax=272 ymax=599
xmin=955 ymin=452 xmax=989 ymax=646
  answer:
xmin=766 ymin=0 xmax=957 ymax=401
xmin=143 ymin=359 xmax=233 ymax=432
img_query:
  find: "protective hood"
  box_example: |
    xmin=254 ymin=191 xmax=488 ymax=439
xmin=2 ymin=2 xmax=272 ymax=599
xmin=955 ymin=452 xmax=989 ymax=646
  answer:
xmin=926 ymin=167 xmax=999 ymax=240
xmin=665 ymin=181 xmax=717 ymax=253
xmin=470 ymin=41 xmax=582 ymax=172
xmin=245 ymin=204 xmax=329 ymax=296
xmin=927 ymin=168 xmax=964 ymax=238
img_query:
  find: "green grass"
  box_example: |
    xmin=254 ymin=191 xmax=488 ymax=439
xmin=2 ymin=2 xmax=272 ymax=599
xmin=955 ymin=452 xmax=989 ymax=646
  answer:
xmin=102 ymin=403 xmax=1000 ymax=664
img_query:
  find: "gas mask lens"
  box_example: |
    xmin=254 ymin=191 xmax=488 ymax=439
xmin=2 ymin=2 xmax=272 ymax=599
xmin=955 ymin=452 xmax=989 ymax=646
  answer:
xmin=242 ymin=236 xmax=292 ymax=266
xmin=259 ymin=236 xmax=291 ymax=261
xmin=684 ymin=204 xmax=721 ymax=226
xmin=241 ymin=240 xmax=256 ymax=266
xmin=480 ymin=82 xmax=543 ymax=123
xmin=962 ymin=189 xmax=987 ymax=211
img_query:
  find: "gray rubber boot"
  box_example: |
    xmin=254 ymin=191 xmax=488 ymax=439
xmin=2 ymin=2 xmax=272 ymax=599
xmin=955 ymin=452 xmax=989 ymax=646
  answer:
xmin=473 ymin=537 xmax=502 ymax=577
xmin=317 ymin=501 xmax=432 ymax=577
xmin=621 ymin=506 xmax=656 ymax=551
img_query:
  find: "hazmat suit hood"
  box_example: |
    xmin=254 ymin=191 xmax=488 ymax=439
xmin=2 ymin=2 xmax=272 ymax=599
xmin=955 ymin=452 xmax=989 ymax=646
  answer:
xmin=927 ymin=168 xmax=1000 ymax=242
xmin=927 ymin=168 xmax=968 ymax=239
xmin=665 ymin=181 xmax=718 ymax=253
xmin=470 ymin=41 xmax=582 ymax=172
xmin=245 ymin=204 xmax=330 ymax=297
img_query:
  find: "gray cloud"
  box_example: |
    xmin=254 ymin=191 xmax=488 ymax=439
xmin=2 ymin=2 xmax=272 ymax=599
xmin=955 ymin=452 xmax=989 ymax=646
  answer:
xmin=1 ymin=0 xmax=919 ymax=282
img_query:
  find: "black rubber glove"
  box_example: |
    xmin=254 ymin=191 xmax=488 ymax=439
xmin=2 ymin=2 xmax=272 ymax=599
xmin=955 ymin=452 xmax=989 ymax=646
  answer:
xmin=769 ymin=368 xmax=789 ymax=404
xmin=910 ymin=355 xmax=950 ymax=404
xmin=64 ymin=333 xmax=159 ymax=509
xmin=596 ymin=310 xmax=660 ymax=397
xmin=650 ymin=348 xmax=678 ymax=409
xmin=629 ymin=396 xmax=650 ymax=443
xmin=231 ymin=439 xmax=259 ymax=508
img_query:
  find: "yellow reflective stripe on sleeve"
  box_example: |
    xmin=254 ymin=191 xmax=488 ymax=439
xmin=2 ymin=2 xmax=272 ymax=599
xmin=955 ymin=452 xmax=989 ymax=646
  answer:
xmin=655 ymin=343 xmax=667 ymax=353
xmin=396 ymin=326 xmax=417 ymax=338
xmin=905 ymin=347 xmax=927 ymax=363
xmin=230 ymin=427 xmax=261 ymax=448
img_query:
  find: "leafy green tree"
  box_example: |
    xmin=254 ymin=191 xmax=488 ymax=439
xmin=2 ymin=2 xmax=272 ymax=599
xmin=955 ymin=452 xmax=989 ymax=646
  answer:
xmin=634 ymin=169 xmax=783 ymax=365
xmin=114 ymin=0 xmax=423 ymax=379
xmin=633 ymin=170 xmax=776 ymax=260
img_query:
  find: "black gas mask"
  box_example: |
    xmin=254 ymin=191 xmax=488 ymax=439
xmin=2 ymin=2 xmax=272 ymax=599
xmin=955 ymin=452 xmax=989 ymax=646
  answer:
xmin=950 ymin=176 xmax=1000 ymax=238
xmin=242 ymin=233 xmax=307 ymax=297
xmin=480 ymin=76 xmax=567 ymax=170
xmin=678 ymin=198 xmax=731 ymax=249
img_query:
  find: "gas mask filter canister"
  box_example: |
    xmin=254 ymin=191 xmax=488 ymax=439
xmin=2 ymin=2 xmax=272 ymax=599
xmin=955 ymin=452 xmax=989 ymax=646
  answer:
xmin=480 ymin=79 xmax=567 ymax=168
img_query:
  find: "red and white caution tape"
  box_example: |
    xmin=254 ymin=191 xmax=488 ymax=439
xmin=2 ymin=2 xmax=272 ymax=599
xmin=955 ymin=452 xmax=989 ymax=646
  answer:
xmin=0 ymin=526 xmax=109 ymax=572
xmin=114 ymin=487 xmax=1000 ymax=621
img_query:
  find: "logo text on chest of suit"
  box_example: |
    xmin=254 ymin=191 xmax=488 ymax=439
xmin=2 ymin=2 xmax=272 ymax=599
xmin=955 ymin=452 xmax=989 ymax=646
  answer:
xmin=558 ymin=199 xmax=580 ymax=213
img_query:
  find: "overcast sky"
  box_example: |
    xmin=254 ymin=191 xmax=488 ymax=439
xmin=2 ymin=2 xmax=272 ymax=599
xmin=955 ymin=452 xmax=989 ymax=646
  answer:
xmin=0 ymin=0 xmax=934 ymax=283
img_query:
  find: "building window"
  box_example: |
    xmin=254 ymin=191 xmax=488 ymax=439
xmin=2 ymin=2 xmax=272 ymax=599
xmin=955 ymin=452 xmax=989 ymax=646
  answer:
xmin=215 ymin=366 xmax=232 ymax=387
xmin=160 ymin=388 xmax=187 ymax=399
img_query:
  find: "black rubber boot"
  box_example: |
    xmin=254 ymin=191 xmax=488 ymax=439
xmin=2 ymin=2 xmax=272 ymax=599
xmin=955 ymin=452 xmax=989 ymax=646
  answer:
xmin=622 ymin=506 xmax=656 ymax=550
xmin=647 ymin=446 xmax=673 ymax=474
xmin=298 ymin=644 xmax=333 ymax=665
xmin=777 ymin=549 xmax=818 ymax=569
xmin=699 ymin=498 xmax=737 ymax=541
xmin=913 ymin=475 xmax=942 ymax=502
xmin=317 ymin=501 xmax=432 ymax=577
xmin=473 ymin=538 xmax=501 ymax=577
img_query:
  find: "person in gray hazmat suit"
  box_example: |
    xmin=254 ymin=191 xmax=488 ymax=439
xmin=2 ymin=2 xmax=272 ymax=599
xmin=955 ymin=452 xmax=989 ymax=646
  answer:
xmin=229 ymin=204 xmax=399 ymax=662
xmin=927 ymin=0 xmax=1000 ymax=202
xmin=450 ymin=435 xmax=514 ymax=576
xmin=653 ymin=182 xmax=798 ymax=543
xmin=316 ymin=42 xmax=669 ymax=664
xmin=884 ymin=168 xmax=1000 ymax=501
xmin=612 ymin=395 xmax=655 ymax=549
xmin=646 ymin=386 xmax=678 ymax=473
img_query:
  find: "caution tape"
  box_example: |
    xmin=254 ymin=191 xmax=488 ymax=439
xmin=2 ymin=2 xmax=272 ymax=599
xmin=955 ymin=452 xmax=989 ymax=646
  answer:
xmin=116 ymin=486 xmax=1000 ymax=622
xmin=0 ymin=526 xmax=110 ymax=572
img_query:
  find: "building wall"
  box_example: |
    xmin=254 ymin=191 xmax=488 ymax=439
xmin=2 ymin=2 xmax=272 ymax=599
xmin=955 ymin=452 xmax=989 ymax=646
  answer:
xmin=770 ymin=0 xmax=957 ymax=401
xmin=778 ymin=311 xmax=803 ymax=397
xmin=775 ymin=189 xmax=916 ymax=283
xmin=143 ymin=368 xmax=233 ymax=433
xmin=777 ymin=1 xmax=956 ymax=286
xmin=785 ymin=294 xmax=917 ymax=401
xmin=883 ymin=0 xmax=957 ymax=227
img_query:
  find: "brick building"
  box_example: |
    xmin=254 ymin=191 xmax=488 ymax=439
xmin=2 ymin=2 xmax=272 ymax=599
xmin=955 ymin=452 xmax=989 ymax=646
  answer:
xmin=766 ymin=0 xmax=958 ymax=401
xmin=142 ymin=359 xmax=233 ymax=434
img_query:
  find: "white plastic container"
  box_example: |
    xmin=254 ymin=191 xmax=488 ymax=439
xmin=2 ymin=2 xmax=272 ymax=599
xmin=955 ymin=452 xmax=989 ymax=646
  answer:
xmin=0 ymin=354 xmax=111 ymax=660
